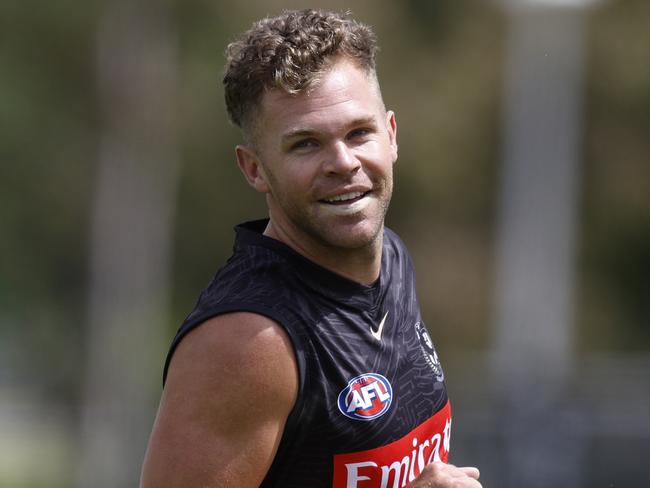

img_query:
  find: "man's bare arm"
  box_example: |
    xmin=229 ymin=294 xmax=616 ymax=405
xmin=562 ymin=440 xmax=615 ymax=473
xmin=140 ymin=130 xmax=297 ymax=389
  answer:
xmin=140 ymin=312 xmax=298 ymax=487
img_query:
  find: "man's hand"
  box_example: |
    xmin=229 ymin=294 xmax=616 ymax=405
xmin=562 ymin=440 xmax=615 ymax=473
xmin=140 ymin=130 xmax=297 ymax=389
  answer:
xmin=407 ymin=462 xmax=482 ymax=488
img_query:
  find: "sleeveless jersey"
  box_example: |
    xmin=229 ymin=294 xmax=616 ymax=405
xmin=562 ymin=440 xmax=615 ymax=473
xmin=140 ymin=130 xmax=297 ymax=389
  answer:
xmin=164 ymin=220 xmax=451 ymax=487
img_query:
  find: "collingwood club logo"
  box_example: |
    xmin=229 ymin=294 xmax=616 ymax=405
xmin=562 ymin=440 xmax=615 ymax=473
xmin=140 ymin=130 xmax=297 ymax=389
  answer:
xmin=415 ymin=322 xmax=444 ymax=382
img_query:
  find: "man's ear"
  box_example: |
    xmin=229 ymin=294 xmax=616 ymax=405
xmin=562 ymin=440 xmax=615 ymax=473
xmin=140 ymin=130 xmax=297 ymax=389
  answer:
xmin=386 ymin=110 xmax=398 ymax=164
xmin=236 ymin=145 xmax=270 ymax=193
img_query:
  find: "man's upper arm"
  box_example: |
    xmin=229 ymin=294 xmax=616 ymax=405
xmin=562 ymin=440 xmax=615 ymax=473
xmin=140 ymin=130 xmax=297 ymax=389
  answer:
xmin=140 ymin=312 xmax=299 ymax=488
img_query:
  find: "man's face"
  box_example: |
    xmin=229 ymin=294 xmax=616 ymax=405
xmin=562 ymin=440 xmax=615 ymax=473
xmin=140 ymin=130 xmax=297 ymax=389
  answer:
xmin=238 ymin=59 xmax=398 ymax=253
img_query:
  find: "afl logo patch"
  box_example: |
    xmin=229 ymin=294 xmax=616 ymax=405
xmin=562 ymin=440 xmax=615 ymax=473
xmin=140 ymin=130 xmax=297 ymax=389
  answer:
xmin=337 ymin=373 xmax=393 ymax=421
xmin=415 ymin=322 xmax=444 ymax=381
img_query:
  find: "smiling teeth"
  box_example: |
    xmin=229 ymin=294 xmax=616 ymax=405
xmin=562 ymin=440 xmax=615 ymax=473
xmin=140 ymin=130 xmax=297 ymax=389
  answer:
xmin=325 ymin=191 xmax=365 ymax=203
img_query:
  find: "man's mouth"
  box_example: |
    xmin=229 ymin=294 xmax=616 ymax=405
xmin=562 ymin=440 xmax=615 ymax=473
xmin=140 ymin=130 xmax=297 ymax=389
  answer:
xmin=321 ymin=191 xmax=369 ymax=205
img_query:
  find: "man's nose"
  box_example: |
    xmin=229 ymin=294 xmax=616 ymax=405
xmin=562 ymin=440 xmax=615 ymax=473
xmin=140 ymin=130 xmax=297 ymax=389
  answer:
xmin=324 ymin=141 xmax=361 ymax=175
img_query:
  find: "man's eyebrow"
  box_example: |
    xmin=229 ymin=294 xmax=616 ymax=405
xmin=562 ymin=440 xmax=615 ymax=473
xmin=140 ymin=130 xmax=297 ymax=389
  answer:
xmin=281 ymin=128 xmax=316 ymax=143
xmin=281 ymin=116 xmax=379 ymax=142
xmin=346 ymin=116 xmax=378 ymax=129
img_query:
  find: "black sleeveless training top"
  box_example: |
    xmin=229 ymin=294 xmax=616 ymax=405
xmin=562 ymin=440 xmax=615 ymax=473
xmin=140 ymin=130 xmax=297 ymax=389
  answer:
xmin=164 ymin=219 xmax=451 ymax=487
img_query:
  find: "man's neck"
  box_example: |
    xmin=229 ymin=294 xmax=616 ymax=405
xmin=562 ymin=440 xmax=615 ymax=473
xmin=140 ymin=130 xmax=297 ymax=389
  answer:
xmin=263 ymin=220 xmax=383 ymax=286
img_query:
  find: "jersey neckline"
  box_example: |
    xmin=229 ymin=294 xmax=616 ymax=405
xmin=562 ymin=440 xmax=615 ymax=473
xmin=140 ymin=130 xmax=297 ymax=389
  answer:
xmin=234 ymin=219 xmax=387 ymax=300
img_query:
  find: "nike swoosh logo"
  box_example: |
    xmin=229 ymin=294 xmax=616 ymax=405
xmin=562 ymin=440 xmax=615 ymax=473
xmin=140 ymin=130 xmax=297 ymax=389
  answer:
xmin=370 ymin=311 xmax=389 ymax=341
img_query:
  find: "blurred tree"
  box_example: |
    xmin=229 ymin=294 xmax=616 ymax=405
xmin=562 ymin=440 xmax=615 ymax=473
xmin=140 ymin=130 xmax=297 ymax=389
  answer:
xmin=77 ymin=1 xmax=179 ymax=486
xmin=580 ymin=0 xmax=650 ymax=351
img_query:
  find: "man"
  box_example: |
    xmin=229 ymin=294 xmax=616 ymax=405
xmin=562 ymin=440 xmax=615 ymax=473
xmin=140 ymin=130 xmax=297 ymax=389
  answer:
xmin=141 ymin=9 xmax=481 ymax=488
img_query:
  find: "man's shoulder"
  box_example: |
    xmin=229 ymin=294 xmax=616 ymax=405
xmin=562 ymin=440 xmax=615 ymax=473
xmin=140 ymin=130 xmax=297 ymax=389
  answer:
xmin=176 ymin=312 xmax=293 ymax=359
xmin=153 ymin=312 xmax=299 ymax=487
xmin=166 ymin=312 xmax=298 ymax=400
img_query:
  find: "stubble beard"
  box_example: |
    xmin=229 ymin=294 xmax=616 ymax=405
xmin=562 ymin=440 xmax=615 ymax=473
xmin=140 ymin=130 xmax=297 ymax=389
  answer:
xmin=274 ymin=178 xmax=393 ymax=255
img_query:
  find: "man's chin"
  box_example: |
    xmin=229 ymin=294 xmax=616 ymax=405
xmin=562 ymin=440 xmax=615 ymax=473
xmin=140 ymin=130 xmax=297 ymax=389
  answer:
xmin=317 ymin=221 xmax=384 ymax=250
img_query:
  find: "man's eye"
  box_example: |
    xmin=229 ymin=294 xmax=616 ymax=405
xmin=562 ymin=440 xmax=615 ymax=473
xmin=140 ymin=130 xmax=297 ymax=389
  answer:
xmin=292 ymin=139 xmax=319 ymax=150
xmin=349 ymin=128 xmax=372 ymax=140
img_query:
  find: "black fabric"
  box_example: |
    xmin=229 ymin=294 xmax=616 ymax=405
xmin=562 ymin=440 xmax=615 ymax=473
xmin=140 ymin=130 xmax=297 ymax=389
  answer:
xmin=163 ymin=219 xmax=449 ymax=487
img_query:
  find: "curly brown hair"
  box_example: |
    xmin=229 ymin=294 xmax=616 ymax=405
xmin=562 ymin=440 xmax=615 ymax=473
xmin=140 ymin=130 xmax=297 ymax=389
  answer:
xmin=223 ymin=9 xmax=379 ymax=135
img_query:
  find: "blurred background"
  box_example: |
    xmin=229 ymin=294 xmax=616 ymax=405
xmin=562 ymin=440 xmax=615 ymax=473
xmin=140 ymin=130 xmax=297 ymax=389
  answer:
xmin=1 ymin=0 xmax=648 ymax=486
